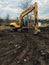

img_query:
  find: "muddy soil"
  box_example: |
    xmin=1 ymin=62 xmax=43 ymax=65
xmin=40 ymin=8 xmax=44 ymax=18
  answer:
xmin=0 ymin=28 xmax=49 ymax=65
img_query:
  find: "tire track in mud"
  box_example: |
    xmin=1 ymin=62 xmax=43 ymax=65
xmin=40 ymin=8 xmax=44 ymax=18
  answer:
xmin=0 ymin=29 xmax=49 ymax=65
xmin=7 ymin=33 xmax=31 ymax=65
xmin=0 ymin=31 xmax=31 ymax=65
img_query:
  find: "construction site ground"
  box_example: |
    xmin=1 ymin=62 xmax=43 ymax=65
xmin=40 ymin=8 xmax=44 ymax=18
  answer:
xmin=0 ymin=27 xmax=49 ymax=65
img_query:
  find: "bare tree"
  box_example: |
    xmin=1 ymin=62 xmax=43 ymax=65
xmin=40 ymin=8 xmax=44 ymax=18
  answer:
xmin=5 ymin=14 xmax=10 ymax=23
xmin=19 ymin=0 xmax=32 ymax=26
xmin=6 ymin=14 xmax=10 ymax=21
xmin=19 ymin=0 xmax=32 ymax=10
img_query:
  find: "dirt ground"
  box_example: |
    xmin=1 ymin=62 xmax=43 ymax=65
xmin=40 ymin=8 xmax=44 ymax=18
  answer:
xmin=0 ymin=28 xmax=49 ymax=65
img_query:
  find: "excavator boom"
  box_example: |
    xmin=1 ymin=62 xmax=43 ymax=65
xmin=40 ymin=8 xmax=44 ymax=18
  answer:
xmin=18 ymin=6 xmax=34 ymax=25
xmin=20 ymin=7 xmax=34 ymax=17
xmin=18 ymin=2 xmax=38 ymax=25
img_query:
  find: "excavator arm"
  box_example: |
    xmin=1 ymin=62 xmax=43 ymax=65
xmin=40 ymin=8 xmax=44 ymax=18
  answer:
xmin=10 ymin=5 xmax=35 ymax=28
xmin=33 ymin=2 xmax=40 ymax=33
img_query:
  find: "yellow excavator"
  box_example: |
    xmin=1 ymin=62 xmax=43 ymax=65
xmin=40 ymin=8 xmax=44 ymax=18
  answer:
xmin=10 ymin=2 xmax=40 ymax=34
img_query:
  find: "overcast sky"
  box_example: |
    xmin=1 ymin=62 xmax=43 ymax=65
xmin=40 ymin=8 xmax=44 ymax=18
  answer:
xmin=0 ymin=0 xmax=49 ymax=19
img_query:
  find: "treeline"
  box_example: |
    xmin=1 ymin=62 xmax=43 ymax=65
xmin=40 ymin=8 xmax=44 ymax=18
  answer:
xmin=0 ymin=18 xmax=18 ymax=26
xmin=0 ymin=17 xmax=49 ymax=26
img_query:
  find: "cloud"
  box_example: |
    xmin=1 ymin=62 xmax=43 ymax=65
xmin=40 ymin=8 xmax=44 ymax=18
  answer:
xmin=0 ymin=0 xmax=23 ymax=19
xmin=39 ymin=13 xmax=49 ymax=19
xmin=0 ymin=0 xmax=49 ymax=19
xmin=38 ymin=0 xmax=49 ymax=19
xmin=31 ymin=0 xmax=49 ymax=19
